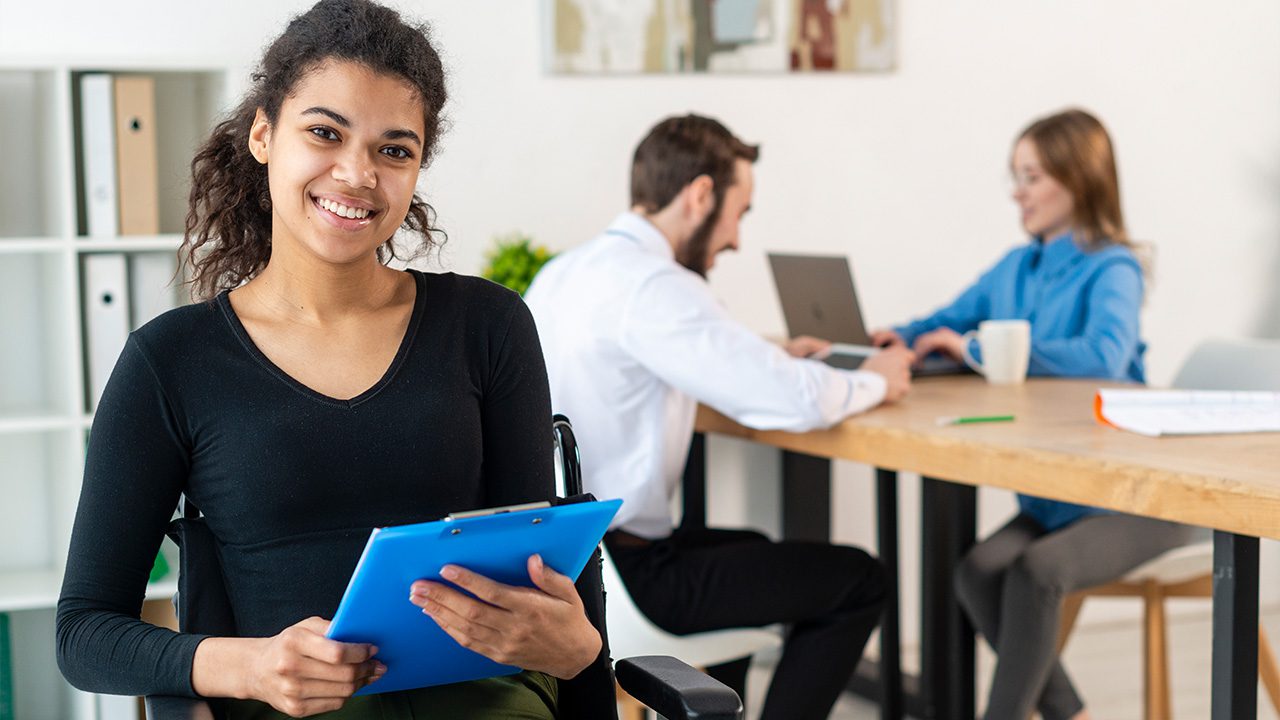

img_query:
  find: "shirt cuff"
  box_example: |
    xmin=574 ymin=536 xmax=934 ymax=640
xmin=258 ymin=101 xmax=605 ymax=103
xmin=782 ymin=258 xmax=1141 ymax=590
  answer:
xmin=845 ymin=369 xmax=888 ymax=413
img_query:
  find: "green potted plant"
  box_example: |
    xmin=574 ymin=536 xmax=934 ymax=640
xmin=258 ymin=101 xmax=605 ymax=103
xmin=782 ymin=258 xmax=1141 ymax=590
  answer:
xmin=481 ymin=232 xmax=554 ymax=296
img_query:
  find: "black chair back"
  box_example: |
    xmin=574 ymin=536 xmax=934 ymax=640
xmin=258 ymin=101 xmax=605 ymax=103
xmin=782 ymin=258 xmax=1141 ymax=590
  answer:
xmin=167 ymin=498 xmax=234 ymax=637
xmin=551 ymin=415 xmax=619 ymax=719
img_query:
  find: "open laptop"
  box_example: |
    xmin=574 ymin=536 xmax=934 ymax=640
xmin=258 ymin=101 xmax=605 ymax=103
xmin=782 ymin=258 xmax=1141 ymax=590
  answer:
xmin=767 ymin=253 xmax=969 ymax=376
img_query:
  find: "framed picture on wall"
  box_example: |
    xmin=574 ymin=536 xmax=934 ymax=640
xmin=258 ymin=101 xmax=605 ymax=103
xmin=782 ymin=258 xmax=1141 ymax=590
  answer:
xmin=547 ymin=0 xmax=896 ymax=74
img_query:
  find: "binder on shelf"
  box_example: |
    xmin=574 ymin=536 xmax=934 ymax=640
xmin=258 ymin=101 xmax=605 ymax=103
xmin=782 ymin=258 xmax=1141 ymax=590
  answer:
xmin=113 ymin=76 xmax=160 ymax=236
xmin=79 ymin=74 xmax=118 ymax=238
xmin=127 ymin=252 xmax=179 ymax=329
xmin=82 ymin=254 xmax=131 ymax=412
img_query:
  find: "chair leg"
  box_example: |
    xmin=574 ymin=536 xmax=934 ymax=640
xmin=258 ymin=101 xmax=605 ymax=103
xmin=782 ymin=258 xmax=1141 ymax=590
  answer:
xmin=1056 ymin=592 xmax=1086 ymax=654
xmin=1258 ymin=624 xmax=1280 ymax=714
xmin=1142 ymin=581 xmax=1171 ymax=720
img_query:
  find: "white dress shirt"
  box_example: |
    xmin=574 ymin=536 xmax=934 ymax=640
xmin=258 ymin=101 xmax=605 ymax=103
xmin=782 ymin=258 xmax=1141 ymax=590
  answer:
xmin=524 ymin=212 xmax=887 ymax=539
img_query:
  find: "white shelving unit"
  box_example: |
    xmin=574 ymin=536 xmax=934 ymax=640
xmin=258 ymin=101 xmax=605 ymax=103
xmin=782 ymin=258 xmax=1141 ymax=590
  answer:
xmin=0 ymin=58 xmax=236 ymax=720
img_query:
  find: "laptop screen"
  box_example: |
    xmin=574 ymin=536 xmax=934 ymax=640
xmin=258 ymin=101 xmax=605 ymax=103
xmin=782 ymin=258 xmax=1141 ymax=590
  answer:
xmin=767 ymin=253 xmax=872 ymax=346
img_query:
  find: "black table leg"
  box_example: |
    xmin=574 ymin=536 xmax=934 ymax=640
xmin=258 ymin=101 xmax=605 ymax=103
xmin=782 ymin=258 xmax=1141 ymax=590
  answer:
xmin=781 ymin=450 xmax=831 ymax=542
xmin=680 ymin=433 xmax=708 ymax=530
xmin=920 ymin=477 xmax=977 ymax=720
xmin=877 ymin=468 xmax=904 ymax=720
xmin=1212 ymin=530 xmax=1259 ymax=720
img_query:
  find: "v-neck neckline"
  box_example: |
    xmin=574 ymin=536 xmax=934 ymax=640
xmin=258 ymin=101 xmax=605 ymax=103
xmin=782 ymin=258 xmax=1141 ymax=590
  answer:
xmin=217 ymin=269 xmax=426 ymax=409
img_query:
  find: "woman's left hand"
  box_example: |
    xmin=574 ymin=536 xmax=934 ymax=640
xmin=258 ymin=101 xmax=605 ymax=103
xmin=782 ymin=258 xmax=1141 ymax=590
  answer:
xmin=912 ymin=327 xmax=967 ymax=362
xmin=409 ymin=555 xmax=602 ymax=679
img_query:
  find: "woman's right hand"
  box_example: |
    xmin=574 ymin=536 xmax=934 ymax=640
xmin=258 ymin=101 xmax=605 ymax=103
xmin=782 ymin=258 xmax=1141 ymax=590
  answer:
xmin=869 ymin=328 xmax=906 ymax=348
xmin=194 ymin=617 xmax=384 ymax=718
xmin=910 ymin=327 xmax=967 ymax=362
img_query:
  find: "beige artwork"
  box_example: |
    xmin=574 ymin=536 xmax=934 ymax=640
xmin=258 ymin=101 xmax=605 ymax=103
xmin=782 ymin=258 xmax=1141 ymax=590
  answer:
xmin=550 ymin=0 xmax=894 ymax=74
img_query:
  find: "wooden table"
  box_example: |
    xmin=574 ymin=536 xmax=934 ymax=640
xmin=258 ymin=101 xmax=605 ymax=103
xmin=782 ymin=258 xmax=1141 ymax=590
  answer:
xmin=691 ymin=376 xmax=1280 ymax=719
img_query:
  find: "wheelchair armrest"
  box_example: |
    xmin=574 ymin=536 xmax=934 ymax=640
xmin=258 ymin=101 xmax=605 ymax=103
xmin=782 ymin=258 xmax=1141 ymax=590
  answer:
xmin=615 ymin=655 xmax=743 ymax=720
xmin=144 ymin=695 xmax=217 ymax=720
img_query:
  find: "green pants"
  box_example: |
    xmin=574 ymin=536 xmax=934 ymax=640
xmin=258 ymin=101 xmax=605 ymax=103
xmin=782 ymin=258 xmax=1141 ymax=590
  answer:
xmin=223 ymin=671 xmax=557 ymax=719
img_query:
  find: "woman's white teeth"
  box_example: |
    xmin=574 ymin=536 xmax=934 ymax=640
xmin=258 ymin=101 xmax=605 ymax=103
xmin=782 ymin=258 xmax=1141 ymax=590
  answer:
xmin=318 ymin=198 xmax=370 ymax=219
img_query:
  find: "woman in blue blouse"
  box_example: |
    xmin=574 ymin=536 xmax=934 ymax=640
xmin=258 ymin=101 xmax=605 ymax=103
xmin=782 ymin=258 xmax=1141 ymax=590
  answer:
xmin=873 ymin=109 xmax=1191 ymax=720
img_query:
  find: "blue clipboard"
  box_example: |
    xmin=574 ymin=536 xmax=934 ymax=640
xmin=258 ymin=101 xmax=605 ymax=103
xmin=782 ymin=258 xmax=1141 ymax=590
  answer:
xmin=326 ymin=498 xmax=622 ymax=695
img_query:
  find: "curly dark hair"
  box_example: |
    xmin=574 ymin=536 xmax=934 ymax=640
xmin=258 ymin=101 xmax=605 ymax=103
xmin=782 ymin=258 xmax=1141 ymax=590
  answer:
xmin=182 ymin=0 xmax=448 ymax=300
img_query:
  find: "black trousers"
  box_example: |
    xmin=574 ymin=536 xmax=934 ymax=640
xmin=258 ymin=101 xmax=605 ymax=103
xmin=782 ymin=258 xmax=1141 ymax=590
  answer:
xmin=605 ymin=527 xmax=886 ymax=720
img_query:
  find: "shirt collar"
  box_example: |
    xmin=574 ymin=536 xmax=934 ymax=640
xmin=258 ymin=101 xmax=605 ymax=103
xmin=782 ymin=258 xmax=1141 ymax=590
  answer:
xmin=1034 ymin=230 xmax=1083 ymax=274
xmin=605 ymin=212 xmax=676 ymax=262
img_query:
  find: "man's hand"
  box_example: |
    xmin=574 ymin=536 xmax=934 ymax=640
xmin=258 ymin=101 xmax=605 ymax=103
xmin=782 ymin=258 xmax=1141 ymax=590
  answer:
xmin=410 ymin=555 xmax=602 ymax=680
xmin=860 ymin=345 xmax=914 ymax=403
xmin=868 ymin=328 xmax=906 ymax=348
xmin=784 ymin=335 xmax=832 ymax=359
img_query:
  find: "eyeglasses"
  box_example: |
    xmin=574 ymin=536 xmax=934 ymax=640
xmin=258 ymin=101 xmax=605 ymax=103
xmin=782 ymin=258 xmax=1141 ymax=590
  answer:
xmin=1009 ymin=171 xmax=1044 ymax=191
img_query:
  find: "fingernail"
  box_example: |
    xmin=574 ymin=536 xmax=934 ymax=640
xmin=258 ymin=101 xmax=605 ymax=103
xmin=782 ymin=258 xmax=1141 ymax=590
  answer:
xmin=532 ymin=554 xmax=545 ymax=572
xmin=375 ymin=662 xmax=387 ymax=675
xmin=440 ymin=565 xmax=459 ymax=580
xmin=369 ymin=645 xmax=379 ymax=656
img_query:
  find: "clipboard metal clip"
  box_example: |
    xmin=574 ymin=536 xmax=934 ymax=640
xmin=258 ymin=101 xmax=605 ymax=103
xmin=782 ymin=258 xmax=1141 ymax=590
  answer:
xmin=444 ymin=501 xmax=552 ymax=523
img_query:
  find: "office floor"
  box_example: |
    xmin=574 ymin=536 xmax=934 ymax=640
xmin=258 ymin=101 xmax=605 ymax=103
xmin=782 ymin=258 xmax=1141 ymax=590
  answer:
xmin=740 ymin=605 xmax=1280 ymax=719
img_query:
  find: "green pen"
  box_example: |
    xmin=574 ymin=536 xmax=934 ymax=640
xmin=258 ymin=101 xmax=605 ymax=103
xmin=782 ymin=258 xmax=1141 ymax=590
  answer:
xmin=936 ymin=414 xmax=1016 ymax=426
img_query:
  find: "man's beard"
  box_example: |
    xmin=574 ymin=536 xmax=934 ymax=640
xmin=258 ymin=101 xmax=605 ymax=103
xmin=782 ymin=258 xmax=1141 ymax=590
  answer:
xmin=675 ymin=203 xmax=721 ymax=278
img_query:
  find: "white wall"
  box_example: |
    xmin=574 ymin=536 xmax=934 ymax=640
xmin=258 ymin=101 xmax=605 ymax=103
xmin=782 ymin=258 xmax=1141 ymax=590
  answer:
xmin=7 ymin=0 xmax=1277 ymax=645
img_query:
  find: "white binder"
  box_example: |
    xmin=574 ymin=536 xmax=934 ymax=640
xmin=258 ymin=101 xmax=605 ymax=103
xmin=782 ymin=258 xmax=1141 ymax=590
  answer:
xmin=83 ymin=254 xmax=131 ymax=411
xmin=79 ymin=73 xmax=118 ymax=237
xmin=128 ymin=253 xmax=179 ymax=329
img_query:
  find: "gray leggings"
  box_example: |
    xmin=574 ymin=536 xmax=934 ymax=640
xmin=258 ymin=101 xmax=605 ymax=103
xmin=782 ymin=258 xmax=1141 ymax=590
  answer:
xmin=955 ymin=512 xmax=1194 ymax=720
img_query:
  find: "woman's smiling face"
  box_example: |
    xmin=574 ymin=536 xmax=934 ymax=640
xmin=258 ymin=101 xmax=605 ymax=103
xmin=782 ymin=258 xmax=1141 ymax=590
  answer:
xmin=249 ymin=60 xmax=427 ymax=266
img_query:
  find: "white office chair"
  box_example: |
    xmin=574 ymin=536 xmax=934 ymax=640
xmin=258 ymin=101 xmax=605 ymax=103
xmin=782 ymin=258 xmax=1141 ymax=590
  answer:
xmin=600 ymin=546 xmax=782 ymax=720
xmin=1057 ymin=338 xmax=1280 ymax=719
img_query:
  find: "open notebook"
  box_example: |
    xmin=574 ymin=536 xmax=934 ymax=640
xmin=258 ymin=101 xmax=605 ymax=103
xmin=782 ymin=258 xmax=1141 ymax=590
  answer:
xmin=1094 ymin=389 xmax=1280 ymax=437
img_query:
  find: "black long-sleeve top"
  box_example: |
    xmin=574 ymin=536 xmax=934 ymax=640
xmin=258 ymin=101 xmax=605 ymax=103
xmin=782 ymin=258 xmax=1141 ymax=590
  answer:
xmin=56 ymin=270 xmax=554 ymax=697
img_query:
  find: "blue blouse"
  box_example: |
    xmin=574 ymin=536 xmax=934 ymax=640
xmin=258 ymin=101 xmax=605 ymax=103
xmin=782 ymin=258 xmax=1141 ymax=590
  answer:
xmin=895 ymin=232 xmax=1147 ymax=531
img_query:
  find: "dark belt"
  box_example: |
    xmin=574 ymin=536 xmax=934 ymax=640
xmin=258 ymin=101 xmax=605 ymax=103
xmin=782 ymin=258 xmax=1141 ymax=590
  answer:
xmin=607 ymin=529 xmax=654 ymax=548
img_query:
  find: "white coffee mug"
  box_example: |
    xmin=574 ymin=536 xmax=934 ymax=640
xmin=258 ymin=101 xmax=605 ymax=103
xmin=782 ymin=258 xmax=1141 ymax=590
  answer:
xmin=961 ymin=319 xmax=1031 ymax=385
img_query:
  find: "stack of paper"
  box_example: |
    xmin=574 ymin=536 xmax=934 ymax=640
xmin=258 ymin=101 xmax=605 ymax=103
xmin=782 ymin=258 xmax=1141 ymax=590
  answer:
xmin=1094 ymin=389 xmax=1280 ymax=437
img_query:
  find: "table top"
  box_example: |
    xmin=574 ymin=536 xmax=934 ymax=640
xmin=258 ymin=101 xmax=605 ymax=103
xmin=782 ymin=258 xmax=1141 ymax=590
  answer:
xmin=695 ymin=376 xmax=1280 ymax=539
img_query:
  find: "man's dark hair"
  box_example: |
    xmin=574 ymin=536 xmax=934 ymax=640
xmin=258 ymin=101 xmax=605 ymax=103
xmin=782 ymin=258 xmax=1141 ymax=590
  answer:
xmin=630 ymin=114 xmax=760 ymax=215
